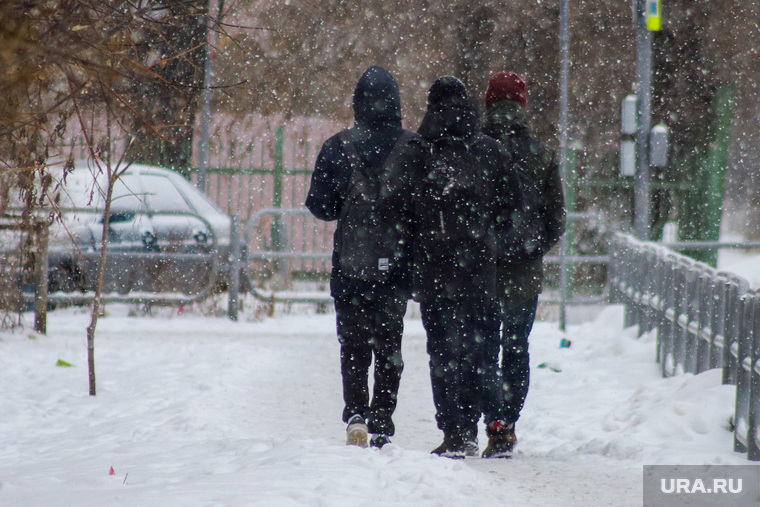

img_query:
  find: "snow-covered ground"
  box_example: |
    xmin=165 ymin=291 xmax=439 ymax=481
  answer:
xmin=0 ymin=283 xmax=753 ymax=507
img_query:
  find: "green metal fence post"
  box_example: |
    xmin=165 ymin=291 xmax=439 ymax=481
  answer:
xmin=677 ymin=83 xmax=735 ymax=267
xmin=273 ymin=126 xmax=284 ymax=215
xmin=271 ymin=126 xmax=289 ymax=289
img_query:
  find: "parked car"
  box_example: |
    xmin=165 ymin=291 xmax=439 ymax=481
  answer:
xmin=42 ymin=162 xmax=232 ymax=295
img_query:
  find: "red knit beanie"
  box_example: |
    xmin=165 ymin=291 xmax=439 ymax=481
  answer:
xmin=485 ymin=72 xmax=527 ymax=111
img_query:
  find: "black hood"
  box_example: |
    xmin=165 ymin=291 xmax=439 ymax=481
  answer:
xmin=353 ymin=66 xmax=402 ymax=129
xmin=417 ymin=76 xmax=479 ymax=142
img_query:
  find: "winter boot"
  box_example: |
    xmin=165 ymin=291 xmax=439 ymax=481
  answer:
xmin=346 ymin=414 xmax=368 ymax=448
xmin=370 ymin=434 xmax=391 ymax=449
xmin=431 ymin=432 xmax=467 ymax=459
xmin=481 ymin=420 xmax=516 ymax=459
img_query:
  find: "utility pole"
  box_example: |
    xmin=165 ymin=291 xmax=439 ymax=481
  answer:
xmin=558 ymin=0 xmax=570 ymax=332
xmin=559 ymin=0 xmax=570 ymax=198
xmin=633 ymin=0 xmax=654 ymax=240
xmin=197 ymin=0 xmax=218 ymax=193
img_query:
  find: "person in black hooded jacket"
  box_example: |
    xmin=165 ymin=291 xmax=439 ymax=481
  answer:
xmin=305 ymin=66 xmax=422 ymax=449
xmin=410 ymin=76 xmax=524 ymax=458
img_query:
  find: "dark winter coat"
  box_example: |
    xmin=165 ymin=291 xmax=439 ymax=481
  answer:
xmin=483 ymin=100 xmax=566 ymax=309
xmin=305 ymin=66 xmax=419 ymax=299
xmin=411 ymin=77 xmax=523 ymax=303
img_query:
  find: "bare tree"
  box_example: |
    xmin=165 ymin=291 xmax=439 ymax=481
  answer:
xmin=0 ymin=0 xmax=230 ymax=394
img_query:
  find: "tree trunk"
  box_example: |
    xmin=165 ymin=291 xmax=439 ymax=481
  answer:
xmin=86 ymin=166 xmax=118 ymax=396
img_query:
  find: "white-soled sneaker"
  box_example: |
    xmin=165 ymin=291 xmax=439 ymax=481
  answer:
xmin=464 ymin=439 xmax=479 ymax=457
xmin=346 ymin=414 xmax=368 ymax=447
xmin=463 ymin=426 xmax=478 ymax=457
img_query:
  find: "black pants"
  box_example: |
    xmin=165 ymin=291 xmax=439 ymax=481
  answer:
xmin=421 ymin=297 xmax=500 ymax=436
xmin=482 ymin=295 xmax=537 ymax=424
xmin=335 ymin=291 xmax=406 ymax=436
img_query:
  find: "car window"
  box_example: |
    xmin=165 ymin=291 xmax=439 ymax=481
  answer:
xmin=169 ymin=173 xmax=227 ymax=218
xmin=110 ymin=175 xmax=145 ymax=212
xmin=140 ymin=174 xmax=192 ymax=214
xmin=59 ymin=168 xmax=101 ymax=209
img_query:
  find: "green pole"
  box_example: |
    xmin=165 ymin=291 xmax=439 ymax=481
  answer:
xmin=272 ymin=126 xmax=285 ymax=250
xmin=271 ymin=126 xmax=289 ymax=290
xmin=676 ymin=83 xmax=734 ymax=267
xmin=702 ymin=83 xmax=735 ymax=264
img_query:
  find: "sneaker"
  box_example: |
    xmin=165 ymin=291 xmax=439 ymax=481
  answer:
xmin=431 ymin=433 xmax=467 ymax=459
xmin=370 ymin=434 xmax=391 ymax=449
xmin=463 ymin=426 xmax=478 ymax=457
xmin=464 ymin=439 xmax=479 ymax=457
xmin=346 ymin=414 xmax=368 ymax=447
xmin=481 ymin=420 xmax=516 ymax=459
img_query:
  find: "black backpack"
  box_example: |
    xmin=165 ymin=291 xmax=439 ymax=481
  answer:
xmin=494 ymin=137 xmax=551 ymax=264
xmin=415 ymin=136 xmax=494 ymax=263
xmin=336 ymin=130 xmax=416 ymax=282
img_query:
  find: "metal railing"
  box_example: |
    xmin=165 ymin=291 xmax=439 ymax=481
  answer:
xmin=233 ymin=208 xmax=611 ymax=312
xmin=609 ymin=232 xmax=760 ymax=460
xmin=549 ymin=211 xmax=609 ymax=331
xmin=240 ymin=208 xmax=332 ymax=305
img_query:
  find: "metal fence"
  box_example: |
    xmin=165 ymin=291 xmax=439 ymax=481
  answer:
xmin=53 ymin=122 xmax=612 ymax=314
xmin=609 ymin=232 xmax=760 ymax=460
xmin=231 ymin=209 xmax=611 ymax=315
xmin=190 ymin=120 xmax=337 ymax=280
xmin=187 ymin=123 xmax=611 ymax=305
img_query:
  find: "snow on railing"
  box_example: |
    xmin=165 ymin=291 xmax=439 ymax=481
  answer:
xmin=609 ymin=232 xmax=760 ymax=461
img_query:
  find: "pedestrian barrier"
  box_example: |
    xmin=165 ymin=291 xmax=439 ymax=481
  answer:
xmin=609 ymin=232 xmax=760 ymax=460
xmin=234 ymin=209 xmax=612 ymax=312
xmin=240 ymin=208 xmax=332 ymax=305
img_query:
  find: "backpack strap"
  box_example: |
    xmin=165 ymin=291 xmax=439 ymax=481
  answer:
xmin=337 ymin=130 xmax=415 ymax=199
xmin=382 ymin=130 xmax=416 ymax=171
xmin=337 ymin=129 xmax=364 ymax=169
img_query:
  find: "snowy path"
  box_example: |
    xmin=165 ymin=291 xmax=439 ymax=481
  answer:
xmin=0 ymin=302 xmax=745 ymax=506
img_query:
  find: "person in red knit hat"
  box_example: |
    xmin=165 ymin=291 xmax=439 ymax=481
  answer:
xmin=475 ymin=71 xmax=567 ymax=458
xmin=484 ymin=71 xmax=528 ymax=111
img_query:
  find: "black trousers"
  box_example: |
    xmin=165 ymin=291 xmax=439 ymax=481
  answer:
xmin=420 ymin=297 xmax=500 ymax=436
xmin=482 ymin=295 xmax=538 ymax=424
xmin=335 ymin=291 xmax=406 ymax=436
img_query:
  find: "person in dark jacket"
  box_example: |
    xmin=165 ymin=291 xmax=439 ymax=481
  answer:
xmin=480 ymin=71 xmax=567 ymax=455
xmin=305 ymin=66 xmax=421 ymax=449
xmin=411 ymin=76 xmax=524 ymax=458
